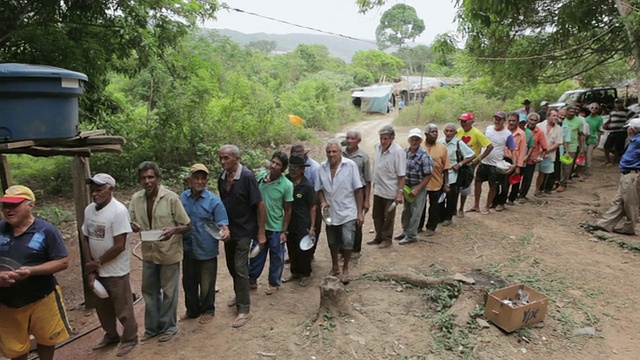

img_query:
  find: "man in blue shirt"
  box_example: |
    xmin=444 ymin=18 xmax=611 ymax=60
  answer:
xmin=0 ymin=185 xmax=71 ymax=360
xmin=180 ymin=164 xmax=230 ymax=324
xmin=589 ymin=118 xmax=640 ymax=235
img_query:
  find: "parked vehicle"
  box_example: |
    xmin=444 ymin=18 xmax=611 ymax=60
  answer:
xmin=550 ymin=87 xmax=618 ymax=110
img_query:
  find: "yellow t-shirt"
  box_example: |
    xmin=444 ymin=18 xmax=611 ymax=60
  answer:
xmin=456 ymin=127 xmax=492 ymax=157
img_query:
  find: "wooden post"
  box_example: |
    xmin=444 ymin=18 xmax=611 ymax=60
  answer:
xmin=71 ymin=156 xmax=95 ymax=309
xmin=0 ymin=154 xmax=11 ymax=192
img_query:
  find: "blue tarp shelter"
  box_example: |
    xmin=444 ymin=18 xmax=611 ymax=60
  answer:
xmin=351 ymin=84 xmax=394 ymax=114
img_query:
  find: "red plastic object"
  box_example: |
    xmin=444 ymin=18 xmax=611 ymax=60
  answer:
xmin=509 ymin=173 xmax=522 ymax=185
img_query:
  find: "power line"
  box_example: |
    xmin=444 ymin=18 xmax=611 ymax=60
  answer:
xmin=219 ymin=4 xmax=377 ymax=45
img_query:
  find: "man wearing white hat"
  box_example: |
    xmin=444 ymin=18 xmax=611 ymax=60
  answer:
xmin=82 ymin=173 xmax=138 ymax=357
xmin=396 ymin=128 xmax=433 ymax=245
xmin=538 ymin=101 xmax=550 ymax=121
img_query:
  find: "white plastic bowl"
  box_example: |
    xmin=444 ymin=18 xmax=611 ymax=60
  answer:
xmin=322 ymin=208 xmax=332 ymax=225
xmin=92 ymin=279 xmax=109 ymax=299
xmin=204 ymin=221 xmax=223 ymax=240
xmin=140 ymin=230 xmax=164 ymax=241
xmin=0 ymin=256 xmax=21 ymax=271
xmin=249 ymin=240 xmax=261 ymax=258
xmin=299 ymin=234 xmax=316 ymax=251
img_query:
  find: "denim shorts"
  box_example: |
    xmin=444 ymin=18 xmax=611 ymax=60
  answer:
xmin=325 ymin=220 xmax=356 ymax=250
xmin=535 ymin=157 xmax=554 ymax=174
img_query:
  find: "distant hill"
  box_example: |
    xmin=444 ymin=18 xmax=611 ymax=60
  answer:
xmin=206 ymin=28 xmax=379 ymax=62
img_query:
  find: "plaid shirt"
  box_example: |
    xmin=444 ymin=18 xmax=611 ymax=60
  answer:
xmin=404 ymin=146 xmax=433 ymax=187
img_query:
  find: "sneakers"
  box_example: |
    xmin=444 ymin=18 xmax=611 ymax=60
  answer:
xmin=495 ymin=204 xmax=505 ymax=212
xmin=378 ymin=240 xmax=392 ymax=249
xmin=442 ymin=220 xmax=452 ymax=227
xmin=399 ymin=238 xmax=417 ymax=245
xmin=394 ymin=233 xmax=407 ymax=241
xmin=424 ymin=229 xmax=435 ymax=237
xmin=517 ymin=197 xmax=527 ymax=204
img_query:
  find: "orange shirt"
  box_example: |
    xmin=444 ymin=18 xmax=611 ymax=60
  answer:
xmin=527 ymin=126 xmax=548 ymax=165
xmin=508 ymin=128 xmax=527 ymax=167
xmin=423 ymin=141 xmax=451 ymax=191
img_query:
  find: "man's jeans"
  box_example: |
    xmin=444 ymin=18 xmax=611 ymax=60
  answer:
xmin=401 ymin=188 xmax=427 ymax=240
xmin=142 ymin=261 xmax=180 ymax=337
xmin=224 ymin=237 xmax=251 ymax=313
xmin=249 ymin=231 xmax=285 ymax=287
xmin=182 ymin=254 xmax=217 ymax=317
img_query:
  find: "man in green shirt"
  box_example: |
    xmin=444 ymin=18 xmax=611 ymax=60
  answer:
xmin=249 ymin=151 xmax=294 ymax=295
xmin=584 ymin=102 xmax=604 ymax=176
xmin=558 ymin=106 xmax=586 ymax=192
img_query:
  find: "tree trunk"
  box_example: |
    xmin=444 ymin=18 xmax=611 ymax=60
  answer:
xmin=614 ymin=0 xmax=640 ymax=100
xmin=373 ymin=271 xmax=456 ymax=287
xmin=318 ymin=276 xmax=351 ymax=316
xmin=445 ymin=285 xmax=487 ymax=328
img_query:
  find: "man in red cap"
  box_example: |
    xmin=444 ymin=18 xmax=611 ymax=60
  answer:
xmin=0 ymin=185 xmax=71 ymax=360
xmin=455 ymin=112 xmax=493 ymax=216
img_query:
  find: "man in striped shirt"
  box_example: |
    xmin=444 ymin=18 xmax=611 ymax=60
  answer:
xmin=604 ymin=98 xmax=629 ymax=165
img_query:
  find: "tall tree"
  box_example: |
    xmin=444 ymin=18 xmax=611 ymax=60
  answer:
xmin=375 ymin=4 xmax=425 ymax=50
xmin=352 ymin=50 xmax=405 ymax=82
xmin=0 ymin=0 xmax=219 ymax=125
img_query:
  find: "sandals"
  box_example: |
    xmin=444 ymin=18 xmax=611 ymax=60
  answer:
xmin=299 ymin=277 xmax=312 ymax=287
xmin=466 ymin=207 xmax=479 ymax=213
xmin=480 ymin=208 xmax=490 ymax=215
xmin=265 ymin=286 xmax=279 ymax=295
xmin=116 ymin=340 xmax=138 ymax=357
xmin=231 ymin=313 xmax=253 ymax=328
xmin=199 ymin=314 xmax=214 ymax=324
xmin=158 ymin=332 xmax=176 ymax=342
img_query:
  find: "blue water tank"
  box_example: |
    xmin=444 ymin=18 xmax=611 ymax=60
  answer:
xmin=0 ymin=63 xmax=88 ymax=142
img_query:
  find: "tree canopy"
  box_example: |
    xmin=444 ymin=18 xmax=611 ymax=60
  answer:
xmin=0 ymin=0 xmax=219 ymax=124
xmin=351 ymin=50 xmax=405 ymax=81
xmin=375 ymin=4 xmax=425 ymax=50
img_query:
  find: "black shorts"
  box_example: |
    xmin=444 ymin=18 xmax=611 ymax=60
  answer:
xmin=475 ymin=163 xmax=500 ymax=184
xmin=604 ymin=131 xmax=627 ymax=153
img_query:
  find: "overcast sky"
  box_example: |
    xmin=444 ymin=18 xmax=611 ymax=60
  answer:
xmin=205 ymin=0 xmax=459 ymax=46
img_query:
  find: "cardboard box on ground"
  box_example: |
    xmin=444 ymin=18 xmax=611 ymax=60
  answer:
xmin=484 ymin=284 xmax=548 ymax=332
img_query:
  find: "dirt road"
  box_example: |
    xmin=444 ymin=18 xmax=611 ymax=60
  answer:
xmin=51 ymin=112 xmax=640 ymax=359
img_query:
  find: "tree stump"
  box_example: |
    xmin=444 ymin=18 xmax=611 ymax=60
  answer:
xmin=318 ymin=275 xmax=351 ymax=316
xmin=445 ymin=285 xmax=487 ymax=328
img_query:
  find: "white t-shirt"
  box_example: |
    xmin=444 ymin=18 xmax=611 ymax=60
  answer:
xmin=82 ymin=198 xmax=132 ymax=277
xmin=482 ymin=125 xmax=516 ymax=166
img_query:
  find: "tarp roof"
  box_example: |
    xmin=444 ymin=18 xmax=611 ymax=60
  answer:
xmin=351 ymin=84 xmax=394 ymax=98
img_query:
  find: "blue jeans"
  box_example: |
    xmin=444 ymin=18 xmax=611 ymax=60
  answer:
xmin=142 ymin=261 xmax=179 ymax=337
xmin=249 ymin=231 xmax=285 ymax=287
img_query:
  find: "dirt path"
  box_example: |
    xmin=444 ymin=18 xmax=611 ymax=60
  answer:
xmin=49 ymin=112 xmax=640 ymax=359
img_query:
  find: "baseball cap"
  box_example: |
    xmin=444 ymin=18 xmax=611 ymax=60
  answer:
xmin=522 ymin=99 xmax=531 ymax=105
xmin=518 ymin=113 xmax=527 ymax=122
xmin=624 ymin=118 xmax=640 ymax=129
xmin=290 ymin=142 xmax=310 ymax=155
xmin=189 ymin=163 xmax=209 ymax=175
xmin=493 ymin=111 xmax=506 ymax=119
xmin=289 ymin=153 xmax=309 ymax=168
xmin=86 ymin=173 xmax=116 ymax=187
xmin=459 ymin=112 xmax=475 ymax=121
xmin=0 ymin=185 xmax=35 ymax=203
xmin=408 ymin=128 xmax=424 ymax=140
xmin=540 ymin=101 xmax=549 ymax=106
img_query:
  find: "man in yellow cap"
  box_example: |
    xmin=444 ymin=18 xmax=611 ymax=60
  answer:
xmin=0 ymin=185 xmax=71 ymax=360
xmin=180 ymin=164 xmax=230 ymax=325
